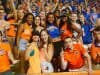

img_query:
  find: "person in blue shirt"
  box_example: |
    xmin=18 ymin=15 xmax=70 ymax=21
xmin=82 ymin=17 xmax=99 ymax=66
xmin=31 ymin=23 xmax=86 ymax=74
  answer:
xmin=46 ymin=12 xmax=63 ymax=72
xmin=83 ymin=7 xmax=92 ymax=25
xmin=90 ymin=7 xmax=99 ymax=25
xmin=77 ymin=0 xmax=84 ymax=4
xmin=70 ymin=1 xmax=77 ymax=12
xmin=79 ymin=14 xmax=93 ymax=51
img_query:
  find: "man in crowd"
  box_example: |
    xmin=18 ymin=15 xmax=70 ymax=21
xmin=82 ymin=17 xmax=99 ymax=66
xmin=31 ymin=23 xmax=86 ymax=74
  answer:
xmin=60 ymin=37 xmax=92 ymax=75
xmin=0 ymin=31 xmax=19 ymax=75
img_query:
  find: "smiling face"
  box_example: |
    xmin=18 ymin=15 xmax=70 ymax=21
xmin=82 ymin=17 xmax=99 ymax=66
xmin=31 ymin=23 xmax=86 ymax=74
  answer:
xmin=17 ymin=9 xmax=24 ymax=20
xmin=32 ymin=35 xmax=39 ymax=42
xmin=54 ymin=10 xmax=60 ymax=17
xmin=40 ymin=30 xmax=48 ymax=43
xmin=26 ymin=15 xmax=34 ymax=25
xmin=70 ymin=13 xmax=78 ymax=22
xmin=39 ymin=12 xmax=46 ymax=20
xmin=47 ymin=14 xmax=55 ymax=24
xmin=0 ymin=9 xmax=5 ymax=19
xmin=64 ymin=37 xmax=73 ymax=49
xmin=79 ymin=14 xmax=85 ymax=23
xmin=62 ymin=16 xmax=68 ymax=22
xmin=31 ymin=5 xmax=36 ymax=11
xmin=35 ymin=16 xmax=41 ymax=26
xmin=45 ymin=6 xmax=50 ymax=13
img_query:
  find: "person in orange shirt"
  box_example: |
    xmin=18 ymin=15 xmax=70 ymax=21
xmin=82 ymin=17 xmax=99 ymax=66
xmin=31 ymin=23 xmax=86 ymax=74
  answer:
xmin=59 ymin=15 xmax=73 ymax=41
xmin=59 ymin=14 xmax=83 ymax=42
xmin=60 ymin=37 xmax=92 ymax=75
xmin=90 ymin=26 xmax=100 ymax=70
xmin=17 ymin=13 xmax=34 ymax=73
xmin=0 ymin=31 xmax=19 ymax=75
xmin=6 ymin=19 xmax=17 ymax=59
xmin=17 ymin=13 xmax=34 ymax=51
xmin=5 ymin=0 xmax=18 ymax=59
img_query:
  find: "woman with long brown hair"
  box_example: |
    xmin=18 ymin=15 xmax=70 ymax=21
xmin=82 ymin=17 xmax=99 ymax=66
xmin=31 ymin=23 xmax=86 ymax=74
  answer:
xmin=46 ymin=12 xmax=63 ymax=72
xmin=39 ymin=29 xmax=54 ymax=73
xmin=34 ymin=16 xmax=44 ymax=33
xmin=17 ymin=13 xmax=34 ymax=73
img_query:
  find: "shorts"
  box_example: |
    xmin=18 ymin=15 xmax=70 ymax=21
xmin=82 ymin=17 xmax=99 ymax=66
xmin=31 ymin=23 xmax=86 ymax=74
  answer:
xmin=19 ymin=39 xmax=28 ymax=51
xmin=84 ymin=43 xmax=92 ymax=51
xmin=41 ymin=62 xmax=54 ymax=73
xmin=0 ymin=70 xmax=13 ymax=75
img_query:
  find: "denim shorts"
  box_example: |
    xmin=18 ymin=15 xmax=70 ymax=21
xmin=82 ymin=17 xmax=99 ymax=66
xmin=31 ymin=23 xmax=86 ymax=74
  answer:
xmin=41 ymin=62 xmax=54 ymax=73
xmin=0 ymin=70 xmax=13 ymax=75
xmin=19 ymin=39 xmax=28 ymax=51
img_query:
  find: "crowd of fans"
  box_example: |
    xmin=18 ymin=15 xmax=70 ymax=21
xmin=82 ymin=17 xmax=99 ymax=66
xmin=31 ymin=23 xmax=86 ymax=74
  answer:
xmin=0 ymin=0 xmax=100 ymax=75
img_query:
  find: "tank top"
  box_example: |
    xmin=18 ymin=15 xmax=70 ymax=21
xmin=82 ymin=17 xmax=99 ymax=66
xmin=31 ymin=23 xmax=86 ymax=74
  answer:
xmin=47 ymin=23 xmax=60 ymax=38
xmin=21 ymin=23 xmax=32 ymax=40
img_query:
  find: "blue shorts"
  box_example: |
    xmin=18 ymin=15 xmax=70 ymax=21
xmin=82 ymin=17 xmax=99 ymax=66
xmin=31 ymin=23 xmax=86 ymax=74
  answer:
xmin=19 ymin=39 xmax=28 ymax=51
xmin=0 ymin=70 xmax=13 ymax=75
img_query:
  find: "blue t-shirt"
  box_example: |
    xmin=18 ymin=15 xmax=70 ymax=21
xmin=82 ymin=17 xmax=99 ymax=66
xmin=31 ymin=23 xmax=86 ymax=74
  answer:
xmin=83 ymin=12 xmax=92 ymax=24
xmin=77 ymin=0 xmax=84 ymax=4
xmin=98 ymin=14 xmax=100 ymax=18
xmin=90 ymin=13 xmax=98 ymax=24
xmin=47 ymin=23 xmax=60 ymax=38
xmin=61 ymin=0 xmax=65 ymax=3
xmin=81 ymin=24 xmax=93 ymax=44
xmin=71 ymin=6 xmax=76 ymax=12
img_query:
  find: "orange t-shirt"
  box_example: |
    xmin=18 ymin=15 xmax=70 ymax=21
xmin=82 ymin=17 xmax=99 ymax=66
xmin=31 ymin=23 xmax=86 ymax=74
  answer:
xmin=6 ymin=19 xmax=16 ymax=37
xmin=64 ymin=44 xmax=86 ymax=69
xmin=0 ymin=43 xmax=11 ymax=72
xmin=61 ymin=23 xmax=73 ymax=40
xmin=20 ymin=23 xmax=32 ymax=40
xmin=90 ymin=44 xmax=100 ymax=63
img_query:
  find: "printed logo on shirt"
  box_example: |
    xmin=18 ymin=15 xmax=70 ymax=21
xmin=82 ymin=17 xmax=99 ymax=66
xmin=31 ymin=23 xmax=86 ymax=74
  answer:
xmin=74 ymin=51 xmax=79 ymax=55
xmin=23 ymin=29 xmax=30 ymax=34
xmin=47 ymin=26 xmax=57 ymax=31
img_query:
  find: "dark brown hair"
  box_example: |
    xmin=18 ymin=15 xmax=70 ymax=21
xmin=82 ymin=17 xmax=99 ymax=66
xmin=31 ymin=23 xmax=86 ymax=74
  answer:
xmin=46 ymin=12 xmax=57 ymax=27
xmin=40 ymin=29 xmax=52 ymax=47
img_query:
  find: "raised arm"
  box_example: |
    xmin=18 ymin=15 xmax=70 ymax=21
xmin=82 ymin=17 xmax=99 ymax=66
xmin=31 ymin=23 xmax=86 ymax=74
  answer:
xmin=10 ymin=0 xmax=17 ymax=20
